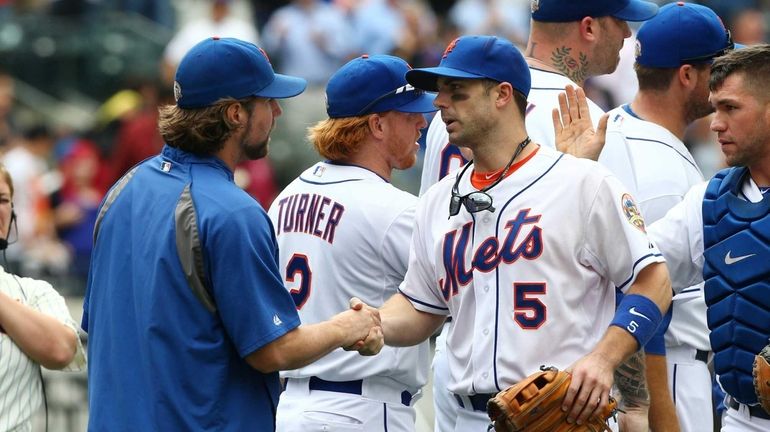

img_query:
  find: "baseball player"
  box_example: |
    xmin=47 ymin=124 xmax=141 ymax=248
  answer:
xmin=647 ymin=44 xmax=770 ymax=432
xmin=421 ymin=1 xmax=658 ymax=429
xmin=599 ymin=4 xmax=737 ymax=431
xmin=356 ymin=34 xmax=671 ymax=432
xmin=83 ymin=38 xmax=381 ymax=431
xmin=268 ymin=54 xmax=436 ymax=432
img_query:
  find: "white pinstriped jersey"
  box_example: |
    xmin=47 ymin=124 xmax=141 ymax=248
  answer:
xmin=268 ymin=161 xmax=430 ymax=390
xmin=419 ymin=67 xmax=604 ymax=196
xmin=400 ymin=146 xmax=664 ymax=395
xmin=600 ymin=105 xmax=709 ymax=351
xmin=0 ymin=267 xmax=86 ymax=432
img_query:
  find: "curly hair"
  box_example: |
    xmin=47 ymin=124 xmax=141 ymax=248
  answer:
xmin=307 ymin=115 xmax=372 ymax=160
xmin=157 ymin=97 xmax=254 ymax=156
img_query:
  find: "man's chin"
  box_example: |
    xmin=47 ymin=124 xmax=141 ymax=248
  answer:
xmin=245 ymin=140 xmax=269 ymax=160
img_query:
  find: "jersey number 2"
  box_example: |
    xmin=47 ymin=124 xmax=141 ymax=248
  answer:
xmin=285 ymin=254 xmax=312 ymax=310
xmin=514 ymin=283 xmax=546 ymax=329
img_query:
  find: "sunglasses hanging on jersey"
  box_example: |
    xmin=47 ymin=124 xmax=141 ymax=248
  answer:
xmin=448 ymin=136 xmax=531 ymax=218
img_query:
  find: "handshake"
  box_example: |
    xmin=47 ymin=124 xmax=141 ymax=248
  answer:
xmin=333 ymin=297 xmax=385 ymax=356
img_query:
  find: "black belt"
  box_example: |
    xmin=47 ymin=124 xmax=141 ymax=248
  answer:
xmin=454 ymin=393 xmax=495 ymax=411
xmin=727 ymin=397 xmax=770 ymax=420
xmin=695 ymin=349 xmax=709 ymax=363
xmin=304 ymin=376 xmax=413 ymax=406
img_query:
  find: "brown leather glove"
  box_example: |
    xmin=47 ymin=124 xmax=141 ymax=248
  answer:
xmin=753 ymin=344 xmax=770 ymax=414
xmin=487 ymin=366 xmax=617 ymax=432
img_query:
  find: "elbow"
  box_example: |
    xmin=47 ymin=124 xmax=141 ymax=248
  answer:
xmin=246 ymin=345 xmax=290 ymax=374
xmin=40 ymin=333 xmax=77 ymax=370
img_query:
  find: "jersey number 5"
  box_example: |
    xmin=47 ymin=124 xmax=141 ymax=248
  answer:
xmin=285 ymin=254 xmax=312 ymax=310
xmin=514 ymin=283 xmax=546 ymax=329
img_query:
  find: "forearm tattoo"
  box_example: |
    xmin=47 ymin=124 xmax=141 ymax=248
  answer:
xmin=551 ymin=46 xmax=588 ymax=85
xmin=614 ymin=350 xmax=650 ymax=409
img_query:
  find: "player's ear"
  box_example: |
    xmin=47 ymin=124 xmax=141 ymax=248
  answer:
xmin=496 ymin=82 xmax=514 ymax=109
xmin=579 ymin=16 xmax=599 ymax=43
xmin=367 ymin=113 xmax=386 ymax=139
xmin=677 ymin=65 xmax=697 ymax=90
xmin=225 ymin=102 xmax=243 ymax=126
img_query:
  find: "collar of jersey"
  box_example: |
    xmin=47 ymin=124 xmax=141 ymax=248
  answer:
xmin=161 ymin=145 xmax=233 ymax=180
xmin=322 ymin=160 xmax=390 ymax=183
xmin=470 ymin=146 xmax=539 ymax=189
xmin=622 ymin=104 xmax=643 ymax=120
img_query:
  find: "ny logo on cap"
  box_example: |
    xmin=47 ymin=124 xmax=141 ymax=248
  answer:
xmin=443 ymin=38 xmax=459 ymax=59
xmin=634 ymin=40 xmax=642 ymax=59
xmin=531 ymin=0 xmax=540 ymax=13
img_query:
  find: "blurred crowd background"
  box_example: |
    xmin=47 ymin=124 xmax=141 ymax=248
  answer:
xmin=0 ymin=0 xmax=768 ymax=430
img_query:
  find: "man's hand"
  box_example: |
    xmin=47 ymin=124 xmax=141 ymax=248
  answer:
xmin=552 ymin=85 xmax=609 ymax=161
xmin=342 ymin=297 xmax=384 ymax=356
xmin=563 ymin=351 xmax=616 ymax=426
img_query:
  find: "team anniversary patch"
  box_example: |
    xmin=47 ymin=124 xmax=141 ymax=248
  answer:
xmin=621 ymin=193 xmax=646 ymax=232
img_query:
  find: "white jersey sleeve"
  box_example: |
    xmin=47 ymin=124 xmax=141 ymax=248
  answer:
xmin=647 ymin=182 xmax=708 ymax=292
xmin=581 ymin=171 xmax=665 ymax=291
xmin=600 ymin=105 xmax=704 ymax=223
xmin=526 ymin=68 xmax=605 ymax=148
xmin=419 ymin=112 xmax=468 ymax=196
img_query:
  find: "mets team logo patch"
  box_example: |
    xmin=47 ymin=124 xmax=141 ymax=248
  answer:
xmin=621 ymin=193 xmax=646 ymax=232
xmin=531 ymin=0 xmax=539 ymax=13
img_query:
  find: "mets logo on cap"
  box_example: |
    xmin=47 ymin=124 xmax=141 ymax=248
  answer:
xmin=443 ymin=38 xmax=459 ymax=59
xmin=531 ymin=0 xmax=540 ymax=13
xmin=621 ymin=193 xmax=646 ymax=232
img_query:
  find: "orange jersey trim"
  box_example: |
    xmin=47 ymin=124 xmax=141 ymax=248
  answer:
xmin=470 ymin=146 xmax=540 ymax=189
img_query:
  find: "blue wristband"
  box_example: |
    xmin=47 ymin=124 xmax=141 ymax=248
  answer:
xmin=643 ymin=305 xmax=672 ymax=355
xmin=610 ymin=294 xmax=663 ymax=350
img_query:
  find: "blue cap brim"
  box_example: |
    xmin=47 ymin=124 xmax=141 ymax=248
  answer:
xmin=394 ymin=93 xmax=437 ymax=114
xmin=613 ymin=0 xmax=658 ymax=22
xmin=406 ymin=67 xmax=486 ymax=92
xmin=254 ymin=74 xmax=307 ymax=99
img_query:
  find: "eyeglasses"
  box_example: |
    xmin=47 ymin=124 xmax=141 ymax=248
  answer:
xmin=681 ymin=30 xmax=735 ymax=64
xmin=448 ymin=136 xmax=531 ymax=217
xmin=355 ymin=84 xmax=424 ymax=116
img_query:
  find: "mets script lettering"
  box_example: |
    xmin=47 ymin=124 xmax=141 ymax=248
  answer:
xmin=439 ymin=209 xmax=542 ymax=300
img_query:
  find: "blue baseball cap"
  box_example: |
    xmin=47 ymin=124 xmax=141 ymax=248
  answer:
xmin=635 ymin=2 xmax=734 ymax=68
xmin=531 ymin=0 xmax=658 ymax=23
xmin=174 ymin=37 xmax=307 ymax=109
xmin=325 ymin=54 xmax=437 ymax=118
xmin=405 ymin=35 xmax=531 ymax=97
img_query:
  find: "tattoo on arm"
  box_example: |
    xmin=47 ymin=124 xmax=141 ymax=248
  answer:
xmin=614 ymin=350 xmax=650 ymax=409
xmin=551 ymin=46 xmax=588 ymax=85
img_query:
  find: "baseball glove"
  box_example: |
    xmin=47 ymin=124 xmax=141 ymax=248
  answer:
xmin=753 ymin=344 xmax=770 ymax=414
xmin=487 ymin=366 xmax=616 ymax=432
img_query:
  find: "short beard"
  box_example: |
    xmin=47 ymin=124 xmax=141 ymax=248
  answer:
xmin=243 ymin=139 xmax=268 ymax=160
xmin=683 ymin=96 xmax=714 ymax=124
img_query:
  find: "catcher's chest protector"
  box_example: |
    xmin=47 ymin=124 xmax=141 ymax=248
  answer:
xmin=702 ymin=167 xmax=770 ymax=405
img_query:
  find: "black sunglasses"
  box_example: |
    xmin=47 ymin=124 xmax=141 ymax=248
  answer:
xmin=681 ymin=30 xmax=735 ymax=64
xmin=448 ymin=137 xmax=531 ymax=218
